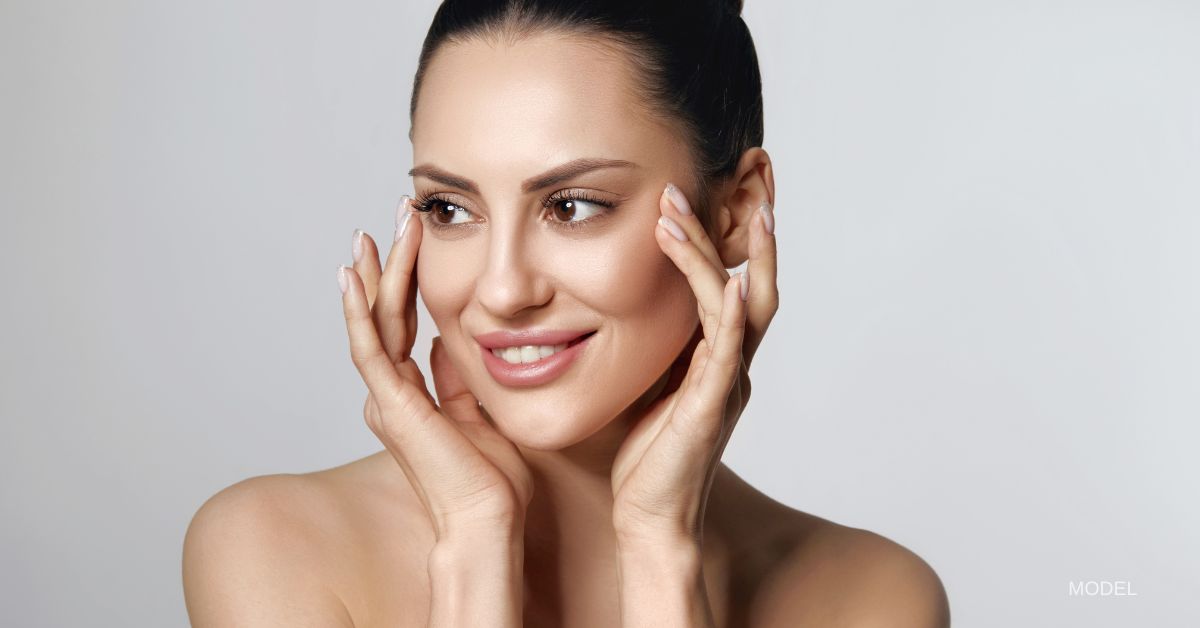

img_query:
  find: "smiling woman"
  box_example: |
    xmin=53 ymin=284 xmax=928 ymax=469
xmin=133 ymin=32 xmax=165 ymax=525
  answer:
xmin=182 ymin=1 xmax=949 ymax=626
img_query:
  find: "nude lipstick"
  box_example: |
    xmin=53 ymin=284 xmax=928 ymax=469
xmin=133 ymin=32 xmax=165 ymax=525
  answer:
xmin=475 ymin=328 xmax=596 ymax=388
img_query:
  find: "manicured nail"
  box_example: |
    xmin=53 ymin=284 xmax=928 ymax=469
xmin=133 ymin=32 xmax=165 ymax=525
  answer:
xmin=659 ymin=215 xmax=688 ymax=242
xmin=336 ymin=264 xmax=348 ymax=295
xmin=395 ymin=196 xmax=412 ymax=242
xmin=759 ymin=201 xmax=775 ymax=235
xmin=352 ymin=229 xmax=364 ymax=262
xmin=738 ymin=271 xmax=749 ymax=301
xmin=664 ymin=183 xmax=693 ymax=216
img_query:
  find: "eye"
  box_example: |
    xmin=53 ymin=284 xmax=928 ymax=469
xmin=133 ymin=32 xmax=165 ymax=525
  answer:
xmin=415 ymin=195 xmax=475 ymax=227
xmin=548 ymin=198 xmax=605 ymax=224
xmin=543 ymin=190 xmax=615 ymax=229
xmin=413 ymin=189 xmax=616 ymax=233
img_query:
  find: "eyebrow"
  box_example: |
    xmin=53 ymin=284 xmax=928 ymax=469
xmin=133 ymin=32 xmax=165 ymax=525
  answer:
xmin=408 ymin=157 xmax=638 ymax=195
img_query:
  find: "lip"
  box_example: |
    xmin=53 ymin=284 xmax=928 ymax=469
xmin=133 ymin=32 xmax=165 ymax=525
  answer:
xmin=474 ymin=328 xmax=595 ymax=350
xmin=478 ymin=330 xmax=596 ymax=388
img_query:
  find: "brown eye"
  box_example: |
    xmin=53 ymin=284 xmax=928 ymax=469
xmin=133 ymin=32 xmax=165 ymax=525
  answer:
xmin=424 ymin=199 xmax=471 ymax=226
xmin=549 ymin=198 xmax=604 ymax=224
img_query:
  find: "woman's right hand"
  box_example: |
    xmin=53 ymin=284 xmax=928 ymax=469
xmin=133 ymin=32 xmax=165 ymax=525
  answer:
xmin=338 ymin=197 xmax=534 ymax=541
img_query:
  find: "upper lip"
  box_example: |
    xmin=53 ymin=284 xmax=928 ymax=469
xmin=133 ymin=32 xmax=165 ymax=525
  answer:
xmin=474 ymin=328 xmax=594 ymax=350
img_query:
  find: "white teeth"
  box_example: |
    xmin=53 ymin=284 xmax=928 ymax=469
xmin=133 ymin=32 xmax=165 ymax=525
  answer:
xmin=491 ymin=343 xmax=569 ymax=365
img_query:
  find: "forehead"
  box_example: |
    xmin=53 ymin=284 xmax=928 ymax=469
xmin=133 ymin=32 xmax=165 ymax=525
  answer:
xmin=412 ymin=31 xmax=680 ymax=187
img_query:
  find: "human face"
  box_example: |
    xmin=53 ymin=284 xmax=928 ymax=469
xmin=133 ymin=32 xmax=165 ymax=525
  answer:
xmin=411 ymin=32 xmax=700 ymax=451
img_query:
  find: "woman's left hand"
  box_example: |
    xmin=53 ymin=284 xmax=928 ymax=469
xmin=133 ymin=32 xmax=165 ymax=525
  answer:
xmin=611 ymin=183 xmax=778 ymax=544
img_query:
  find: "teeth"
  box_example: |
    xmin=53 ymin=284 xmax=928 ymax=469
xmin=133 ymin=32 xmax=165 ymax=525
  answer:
xmin=491 ymin=343 xmax=569 ymax=365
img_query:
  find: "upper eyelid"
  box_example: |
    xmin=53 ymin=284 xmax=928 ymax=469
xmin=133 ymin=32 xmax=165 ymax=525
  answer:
xmin=414 ymin=189 xmax=611 ymax=217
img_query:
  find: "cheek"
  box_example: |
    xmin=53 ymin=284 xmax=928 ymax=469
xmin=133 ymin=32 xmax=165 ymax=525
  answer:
xmin=585 ymin=227 xmax=697 ymax=329
xmin=416 ymin=241 xmax=466 ymax=313
xmin=573 ymin=227 xmax=698 ymax=393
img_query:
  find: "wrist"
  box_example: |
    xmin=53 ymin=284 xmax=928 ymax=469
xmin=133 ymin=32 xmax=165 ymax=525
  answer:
xmin=429 ymin=531 xmax=523 ymax=568
xmin=438 ymin=508 xmax=526 ymax=543
xmin=616 ymin=532 xmax=703 ymax=571
xmin=615 ymin=534 xmax=713 ymax=627
xmin=613 ymin=515 xmax=699 ymax=550
xmin=427 ymin=534 xmax=525 ymax=628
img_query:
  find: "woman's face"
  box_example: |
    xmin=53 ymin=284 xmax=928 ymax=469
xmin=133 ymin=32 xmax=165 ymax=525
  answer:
xmin=411 ymin=32 xmax=701 ymax=451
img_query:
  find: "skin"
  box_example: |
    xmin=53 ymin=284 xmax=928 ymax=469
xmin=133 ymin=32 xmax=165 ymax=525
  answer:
xmin=183 ymin=30 xmax=950 ymax=628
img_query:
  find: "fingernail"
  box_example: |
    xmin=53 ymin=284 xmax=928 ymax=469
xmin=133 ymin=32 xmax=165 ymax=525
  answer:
xmin=337 ymin=264 xmax=348 ymax=295
xmin=759 ymin=201 xmax=775 ymax=235
xmin=659 ymin=215 xmax=688 ymax=242
xmin=395 ymin=196 xmax=412 ymax=242
xmin=739 ymin=271 xmax=749 ymax=301
xmin=664 ymin=183 xmax=693 ymax=216
xmin=352 ymin=229 xmax=364 ymax=262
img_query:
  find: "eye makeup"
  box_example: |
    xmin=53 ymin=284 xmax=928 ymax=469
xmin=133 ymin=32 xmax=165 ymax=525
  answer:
xmin=412 ymin=188 xmax=619 ymax=233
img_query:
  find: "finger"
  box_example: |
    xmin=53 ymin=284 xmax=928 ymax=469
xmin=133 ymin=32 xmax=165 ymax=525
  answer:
xmin=743 ymin=201 xmax=778 ymax=365
xmin=662 ymin=183 xmax=729 ymax=276
xmin=352 ymin=229 xmax=383 ymax=309
xmin=404 ymin=247 xmax=420 ymax=361
xmin=340 ymin=264 xmax=484 ymax=478
xmin=373 ymin=196 xmax=420 ymax=362
xmin=656 ymin=207 xmax=728 ymax=341
xmin=663 ymin=323 xmax=703 ymax=396
xmin=338 ymin=263 xmax=429 ymax=420
xmin=633 ymin=332 xmax=725 ymax=498
xmin=430 ymin=336 xmax=486 ymax=424
xmin=697 ymin=273 xmax=749 ymax=409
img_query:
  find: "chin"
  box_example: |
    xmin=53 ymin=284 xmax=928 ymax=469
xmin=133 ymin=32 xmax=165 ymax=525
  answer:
xmin=482 ymin=401 xmax=614 ymax=451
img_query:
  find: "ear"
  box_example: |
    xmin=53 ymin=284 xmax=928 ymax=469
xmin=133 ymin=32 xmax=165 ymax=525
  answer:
xmin=709 ymin=147 xmax=775 ymax=269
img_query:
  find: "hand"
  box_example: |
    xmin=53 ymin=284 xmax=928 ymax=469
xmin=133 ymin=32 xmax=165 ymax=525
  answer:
xmin=610 ymin=184 xmax=778 ymax=542
xmin=339 ymin=198 xmax=534 ymax=540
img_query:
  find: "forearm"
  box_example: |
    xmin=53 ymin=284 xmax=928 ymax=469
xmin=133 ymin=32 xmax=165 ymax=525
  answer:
xmin=615 ymin=535 xmax=716 ymax=628
xmin=426 ymin=532 xmax=524 ymax=627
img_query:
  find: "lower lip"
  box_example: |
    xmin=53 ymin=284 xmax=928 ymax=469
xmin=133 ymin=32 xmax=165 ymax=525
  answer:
xmin=480 ymin=333 xmax=594 ymax=388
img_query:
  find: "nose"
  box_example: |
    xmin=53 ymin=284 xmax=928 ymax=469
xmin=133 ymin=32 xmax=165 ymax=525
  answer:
xmin=473 ymin=221 xmax=552 ymax=320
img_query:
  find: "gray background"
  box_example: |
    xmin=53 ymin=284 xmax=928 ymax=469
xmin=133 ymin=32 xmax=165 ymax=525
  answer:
xmin=2 ymin=0 xmax=1197 ymax=626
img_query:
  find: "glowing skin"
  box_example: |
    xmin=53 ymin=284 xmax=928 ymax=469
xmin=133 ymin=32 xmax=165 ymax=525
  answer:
xmin=411 ymin=32 xmax=701 ymax=454
xmin=182 ymin=22 xmax=950 ymax=628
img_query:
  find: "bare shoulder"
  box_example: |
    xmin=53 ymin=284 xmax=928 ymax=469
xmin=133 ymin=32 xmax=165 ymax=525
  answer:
xmin=711 ymin=469 xmax=950 ymax=628
xmin=182 ymin=471 xmax=355 ymax=626
xmin=182 ymin=452 xmax=432 ymax=627
xmin=759 ymin=520 xmax=950 ymax=628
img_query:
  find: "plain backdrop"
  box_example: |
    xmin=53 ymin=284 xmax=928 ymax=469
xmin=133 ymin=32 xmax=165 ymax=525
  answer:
xmin=2 ymin=0 xmax=1197 ymax=626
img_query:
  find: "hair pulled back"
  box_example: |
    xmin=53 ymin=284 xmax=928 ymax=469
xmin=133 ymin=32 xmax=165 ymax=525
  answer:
xmin=409 ymin=0 xmax=763 ymax=225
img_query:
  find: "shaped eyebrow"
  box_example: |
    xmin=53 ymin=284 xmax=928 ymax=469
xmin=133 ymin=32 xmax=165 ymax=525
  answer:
xmin=408 ymin=157 xmax=638 ymax=195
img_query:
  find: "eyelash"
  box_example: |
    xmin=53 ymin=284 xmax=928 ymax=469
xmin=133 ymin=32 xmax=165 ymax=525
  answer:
xmin=412 ymin=190 xmax=615 ymax=232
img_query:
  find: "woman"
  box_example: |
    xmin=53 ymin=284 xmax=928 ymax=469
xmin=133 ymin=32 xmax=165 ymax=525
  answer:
xmin=183 ymin=0 xmax=950 ymax=626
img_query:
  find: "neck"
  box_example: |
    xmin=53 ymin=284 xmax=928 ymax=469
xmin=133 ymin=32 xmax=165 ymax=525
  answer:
xmin=517 ymin=366 xmax=672 ymax=564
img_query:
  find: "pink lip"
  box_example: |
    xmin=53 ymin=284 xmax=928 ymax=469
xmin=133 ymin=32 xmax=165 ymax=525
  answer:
xmin=474 ymin=328 xmax=594 ymax=350
xmin=478 ymin=331 xmax=596 ymax=388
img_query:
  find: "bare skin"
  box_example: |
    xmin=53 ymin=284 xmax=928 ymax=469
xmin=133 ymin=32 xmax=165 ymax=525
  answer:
xmin=183 ymin=30 xmax=950 ymax=628
xmin=184 ymin=451 xmax=948 ymax=627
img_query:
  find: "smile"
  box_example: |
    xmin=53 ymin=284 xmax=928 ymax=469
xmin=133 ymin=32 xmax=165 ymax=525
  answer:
xmin=478 ymin=331 xmax=596 ymax=387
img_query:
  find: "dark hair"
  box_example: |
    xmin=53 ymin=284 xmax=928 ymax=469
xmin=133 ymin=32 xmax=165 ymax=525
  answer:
xmin=408 ymin=0 xmax=764 ymax=227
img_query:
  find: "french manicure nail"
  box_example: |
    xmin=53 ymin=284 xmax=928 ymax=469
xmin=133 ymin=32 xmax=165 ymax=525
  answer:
xmin=759 ymin=201 xmax=775 ymax=235
xmin=337 ymin=264 xmax=348 ymax=295
xmin=664 ymin=183 xmax=693 ymax=216
xmin=739 ymin=271 xmax=749 ymax=301
xmin=659 ymin=215 xmax=688 ymax=242
xmin=352 ymin=229 xmax=364 ymax=262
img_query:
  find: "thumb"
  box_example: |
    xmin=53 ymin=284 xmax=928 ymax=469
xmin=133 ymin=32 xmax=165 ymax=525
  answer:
xmin=430 ymin=336 xmax=485 ymax=423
